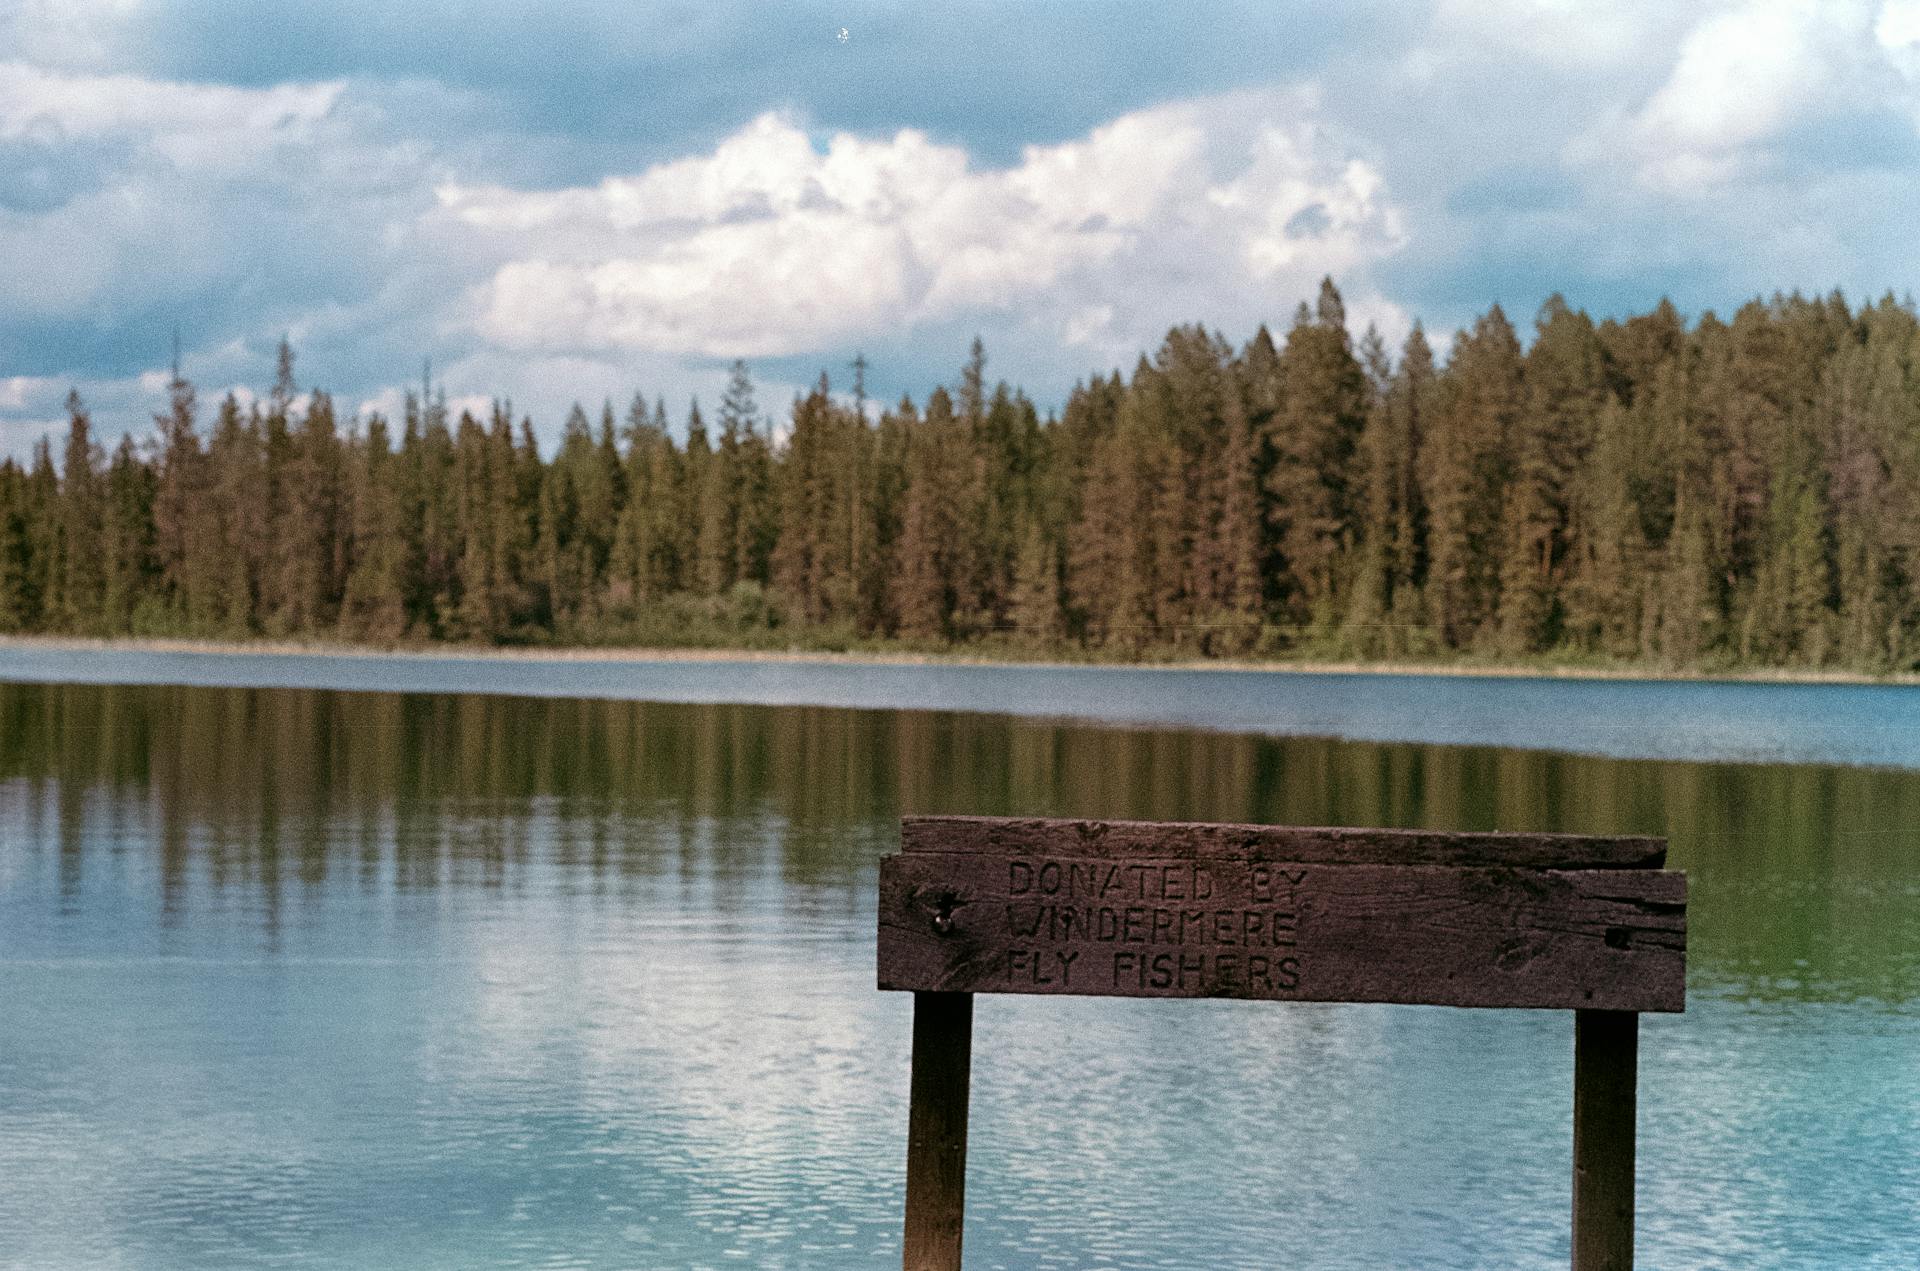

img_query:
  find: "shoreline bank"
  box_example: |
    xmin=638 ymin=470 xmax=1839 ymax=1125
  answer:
xmin=3 ymin=634 xmax=1916 ymax=689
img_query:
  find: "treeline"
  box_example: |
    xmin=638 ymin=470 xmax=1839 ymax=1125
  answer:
xmin=4 ymin=280 xmax=1920 ymax=670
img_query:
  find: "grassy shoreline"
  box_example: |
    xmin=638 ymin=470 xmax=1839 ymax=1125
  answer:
xmin=3 ymin=633 xmax=1918 ymax=688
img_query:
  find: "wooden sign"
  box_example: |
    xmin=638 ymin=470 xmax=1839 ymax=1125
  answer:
xmin=879 ymin=816 xmax=1688 ymax=1271
xmin=880 ymin=816 xmax=1684 ymax=1012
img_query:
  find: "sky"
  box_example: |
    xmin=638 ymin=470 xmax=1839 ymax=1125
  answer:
xmin=3 ymin=0 xmax=1920 ymax=453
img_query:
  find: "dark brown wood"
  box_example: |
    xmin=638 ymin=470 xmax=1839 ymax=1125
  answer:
xmin=1573 ymin=1009 xmax=1639 ymax=1271
xmin=879 ymin=851 xmax=1685 ymax=1012
xmin=903 ymin=815 xmax=1667 ymax=870
xmin=903 ymin=991 xmax=973 ymax=1271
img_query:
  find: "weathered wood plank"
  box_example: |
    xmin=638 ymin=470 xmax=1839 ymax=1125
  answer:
xmin=1573 ymin=1009 xmax=1638 ymax=1271
xmin=902 ymin=816 xmax=1668 ymax=870
xmin=902 ymin=991 xmax=972 ymax=1271
xmin=878 ymin=852 xmax=1685 ymax=1012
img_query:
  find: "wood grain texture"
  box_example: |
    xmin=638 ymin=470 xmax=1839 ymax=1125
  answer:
xmin=902 ymin=816 xmax=1668 ymax=870
xmin=902 ymin=992 xmax=972 ymax=1271
xmin=878 ymin=851 xmax=1685 ymax=1012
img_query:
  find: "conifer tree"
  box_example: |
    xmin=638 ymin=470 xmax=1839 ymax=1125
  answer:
xmin=1070 ymin=357 xmax=1160 ymax=650
xmin=261 ymin=338 xmax=305 ymax=632
xmin=1052 ymin=373 xmax=1124 ymax=562
xmin=1567 ymin=397 xmax=1652 ymax=655
xmin=405 ymin=382 xmax=460 ymax=633
xmin=340 ymin=414 xmax=409 ymax=640
xmin=1748 ymin=418 xmax=1832 ymax=664
xmin=870 ymin=397 xmax=917 ymax=631
xmin=684 ymin=398 xmax=722 ymax=595
xmin=1497 ymin=297 xmax=1606 ymax=653
xmin=205 ymin=393 xmax=265 ymax=631
xmin=609 ymin=392 xmax=662 ymax=607
xmin=773 ymin=378 xmax=831 ymax=623
xmin=892 ymin=389 xmax=971 ymax=639
xmin=1209 ymin=380 xmax=1265 ymax=650
xmin=539 ymin=405 xmax=598 ymax=625
xmin=1265 ymin=279 xmax=1368 ymax=628
xmin=1154 ymin=324 xmax=1248 ymax=647
xmin=1424 ymin=304 xmax=1523 ymax=648
xmin=1656 ymin=495 xmax=1714 ymax=666
xmin=1349 ymin=324 xmax=1435 ymax=653
xmin=839 ymin=389 xmax=882 ymax=631
xmin=1011 ymin=521 xmax=1062 ymax=641
xmin=647 ymin=399 xmax=690 ymax=597
xmin=1822 ymin=302 xmax=1917 ymax=667
xmin=58 ymin=392 xmax=105 ymax=630
xmin=452 ymin=409 xmax=499 ymax=638
xmin=151 ymin=358 xmax=220 ymax=626
xmin=1599 ymin=298 xmax=1686 ymax=406
xmin=0 ymin=461 xmax=29 ymax=631
xmin=22 ymin=441 xmax=60 ymax=629
xmin=1347 ymin=332 xmax=1402 ymax=651
xmin=100 ymin=436 xmax=156 ymax=633
xmin=286 ymin=388 xmax=347 ymax=632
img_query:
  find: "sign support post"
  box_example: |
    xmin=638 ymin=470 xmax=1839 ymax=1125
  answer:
xmin=903 ymin=991 xmax=973 ymax=1271
xmin=1573 ymin=1008 xmax=1639 ymax=1271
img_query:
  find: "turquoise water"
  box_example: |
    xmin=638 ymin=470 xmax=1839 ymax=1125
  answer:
xmin=1 ymin=652 xmax=1918 ymax=1268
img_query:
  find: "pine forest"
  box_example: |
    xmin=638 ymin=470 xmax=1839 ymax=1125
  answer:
xmin=6 ymin=280 xmax=1920 ymax=673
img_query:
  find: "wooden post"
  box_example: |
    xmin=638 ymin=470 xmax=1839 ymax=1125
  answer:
xmin=903 ymin=991 xmax=974 ymax=1271
xmin=1572 ymin=1009 xmax=1638 ymax=1271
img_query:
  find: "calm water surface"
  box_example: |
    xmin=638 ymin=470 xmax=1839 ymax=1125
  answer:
xmin=2 ymin=651 xmax=1918 ymax=1269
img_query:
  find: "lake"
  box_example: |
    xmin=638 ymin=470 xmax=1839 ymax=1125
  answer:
xmin=2 ymin=650 xmax=1918 ymax=1268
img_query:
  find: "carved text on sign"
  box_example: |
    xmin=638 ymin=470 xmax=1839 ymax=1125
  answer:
xmin=878 ymin=817 xmax=1685 ymax=1012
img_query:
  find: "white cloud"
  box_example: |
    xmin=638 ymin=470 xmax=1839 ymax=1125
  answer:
xmin=1429 ymin=0 xmax=1686 ymax=73
xmin=446 ymin=92 xmax=1408 ymax=364
xmin=0 ymin=376 xmax=58 ymax=411
xmin=1885 ymin=0 xmax=1920 ymax=44
xmin=1583 ymin=1 xmax=1920 ymax=190
xmin=0 ymin=61 xmax=427 ymax=332
xmin=0 ymin=60 xmax=342 ymax=155
xmin=0 ymin=58 xmax=1411 ymax=457
xmin=1882 ymin=0 xmax=1920 ymax=79
xmin=1641 ymin=5 xmax=1850 ymax=147
xmin=0 ymin=1 xmax=140 ymax=73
